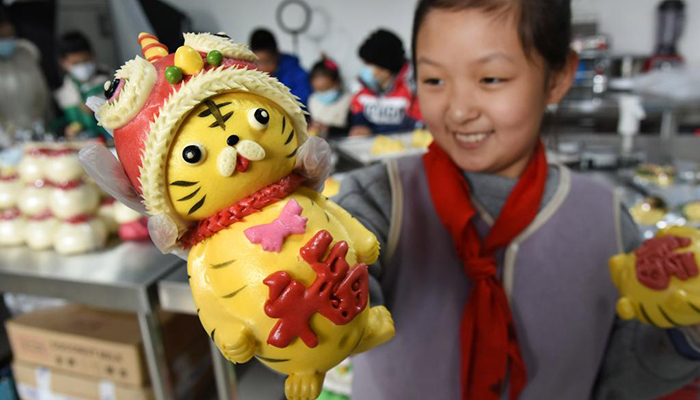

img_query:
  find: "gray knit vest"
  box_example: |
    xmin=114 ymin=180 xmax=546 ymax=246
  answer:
xmin=352 ymin=155 xmax=622 ymax=400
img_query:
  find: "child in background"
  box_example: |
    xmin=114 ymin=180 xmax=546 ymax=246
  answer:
xmin=249 ymin=28 xmax=312 ymax=106
xmin=335 ymin=0 xmax=700 ymax=399
xmin=54 ymin=31 xmax=110 ymax=139
xmin=307 ymin=56 xmax=352 ymax=138
xmin=349 ymin=29 xmax=422 ymax=137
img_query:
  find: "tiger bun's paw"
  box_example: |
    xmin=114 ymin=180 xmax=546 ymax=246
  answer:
xmin=616 ymin=297 xmax=637 ymax=321
xmin=355 ymin=234 xmax=380 ymax=265
xmin=352 ymin=305 xmax=395 ymax=355
xmin=214 ymin=326 xmax=256 ymax=364
xmin=284 ymin=371 xmax=325 ymax=400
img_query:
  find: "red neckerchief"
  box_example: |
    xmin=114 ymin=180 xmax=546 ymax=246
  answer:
xmin=423 ymin=140 xmax=548 ymax=400
xmin=179 ymin=173 xmax=306 ymax=249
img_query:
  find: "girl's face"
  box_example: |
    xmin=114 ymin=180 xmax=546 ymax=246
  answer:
xmin=311 ymin=74 xmax=337 ymax=92
xmin=416 ymin=8 xmax=575 ymax=178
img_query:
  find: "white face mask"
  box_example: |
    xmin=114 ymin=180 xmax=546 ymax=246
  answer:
xmin=68 ymin=61 xmax=97 ymax=82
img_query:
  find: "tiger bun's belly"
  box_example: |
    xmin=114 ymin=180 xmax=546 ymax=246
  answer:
xmin=188 ymin=191 xmax=369 ymax=373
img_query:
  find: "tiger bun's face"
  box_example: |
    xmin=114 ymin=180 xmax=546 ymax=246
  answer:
xmin=166 ymin=92 xmax=299 ymax=220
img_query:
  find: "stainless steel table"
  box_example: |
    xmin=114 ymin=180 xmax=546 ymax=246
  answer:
xmin=0 ymin=242 xmax=183 ymax=400
xmin=158 ymin=265 xmax=285 ymax=400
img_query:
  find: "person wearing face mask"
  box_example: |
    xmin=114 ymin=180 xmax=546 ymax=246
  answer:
xmin=54 ymin=31 xmax=111 ymax=139
xmin=349 ymin=29 xmax=422 ymax=137
xmin=0 ymin=6 xmax=50 ymax=146
xmin=307 ymin=56 xmax=352 ymax=138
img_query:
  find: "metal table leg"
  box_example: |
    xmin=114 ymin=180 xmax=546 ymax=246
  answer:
xmin=138 ymin=312 xmax=174 ymax=400
xmin=210 ymin=340 xmax=238 ymax=400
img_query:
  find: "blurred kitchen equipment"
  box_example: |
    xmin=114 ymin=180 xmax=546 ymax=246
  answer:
xmin=618 ymin=94 xmax=646 ymax=156
xmin=645 ymin=0 xmax=685 ymax=71
xmin=571 ymin=34 xmax=611 ymax=95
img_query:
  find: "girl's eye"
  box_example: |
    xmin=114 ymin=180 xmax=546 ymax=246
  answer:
xmin=422 ymin=78 xmax=443 ymax=86
xmin=481 ymin=77 xmax=506 ymax=84
xmin=182 ymin=144 xmax=206 ymax=165
xmin=248 ymin=108 xmax=270 ymax=130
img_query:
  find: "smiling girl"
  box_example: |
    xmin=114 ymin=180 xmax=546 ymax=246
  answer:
xmin=335 ymin=0 xmax=700 ymax=399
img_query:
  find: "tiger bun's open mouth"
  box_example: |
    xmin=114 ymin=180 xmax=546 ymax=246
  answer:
xmin=236 ymin=155 xmax=249 ymax=173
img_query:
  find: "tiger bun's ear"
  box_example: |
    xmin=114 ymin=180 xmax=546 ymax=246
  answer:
xmin=97 ymin=57 xmax=157 ymax=130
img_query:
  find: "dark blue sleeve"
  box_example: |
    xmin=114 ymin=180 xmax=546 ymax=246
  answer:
xmin=350 ymin=110 xmax=371 ymax=129
xmin=668 ymin=329 xmax=700 ymax=360
xmin=291 ymin=67 xmax=312 ymax=107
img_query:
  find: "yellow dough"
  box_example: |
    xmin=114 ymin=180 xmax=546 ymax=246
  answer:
xmin=168 ymin=93 xmax=394 ymax=400
xmin=610 ymin=226 xmax=700 ymax=328
xmin=100 ymin=33 xmax=395 ymax=400
xmin=636 ymin=164 xmax=675 ymax=187
xmin=411 ymin=129 xmax=433 ymax=148
xmin=321 ymin=177 xmax=341 ymax=198
xmin=684 ymin=202 xmax=700 ymax=223
xmin=370 ymin=135 xmax=405 ymax=155
xmin=629 ymin=202 xmax=666 ymax=226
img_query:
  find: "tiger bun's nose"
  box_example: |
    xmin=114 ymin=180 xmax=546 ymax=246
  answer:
xmin=227 ymin=135 xmax=240 ymax=147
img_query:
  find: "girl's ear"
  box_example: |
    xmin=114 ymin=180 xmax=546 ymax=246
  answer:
xmin=546 ymin=50 xmax=579 ymax=105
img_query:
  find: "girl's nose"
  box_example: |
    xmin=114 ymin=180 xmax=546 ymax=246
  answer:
xmin=447 ymin=89 xmax=479 ymax=125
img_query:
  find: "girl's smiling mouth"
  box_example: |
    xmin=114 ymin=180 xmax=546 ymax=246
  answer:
xmin=453 ymin=130 xmax=494 ymax=148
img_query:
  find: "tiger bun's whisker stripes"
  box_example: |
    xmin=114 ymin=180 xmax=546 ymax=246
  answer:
xmin=198 ymin=102 xmax=231 ymax=117
xmin=209 ymin=111 xmax=233 ymax=128
xmin=285 ymin=148 xmax=298 ymax=158
xmin=658 ymin=305 xmax=680 ymax=327
xmin=280 ymin=116 xmax=286 ymax=135
xmin=639 ymin=303 xmax=662 ymax=328
xmin=177 ymin=187 xmax=201 ymax=201
xmin=202 ymin=100 xmax=231 ymax=130
xmin=171 ymin=180 xmax=198 ymax=187
xmin=211 ymin=259 xmax=236 ymax=269
xmin=188 ymin=195 xmax=207 ymax=215
xmin=284 ymin=129 xmax=295 ymax=145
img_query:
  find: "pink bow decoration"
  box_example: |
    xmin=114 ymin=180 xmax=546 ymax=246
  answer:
xmin=244 ymin=199 xmax=308 ymax=252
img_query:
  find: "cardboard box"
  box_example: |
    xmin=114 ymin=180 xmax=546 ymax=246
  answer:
xmin=12 ymin=361 xmax=153 ymax=400
xmin=5 ymin=305 xmax=208 ymax=387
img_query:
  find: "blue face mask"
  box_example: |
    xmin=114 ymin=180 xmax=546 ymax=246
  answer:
xmin=315 ymin=88 xmax=340 ymax=105
xmin=0 ymin=39 xmax=17 ymax=58
xmin=359 ymin=66 xmax=379 ymax=91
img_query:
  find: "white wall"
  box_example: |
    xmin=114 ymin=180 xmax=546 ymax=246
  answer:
xmin=162 ymin=0 xmax=700 ymax=85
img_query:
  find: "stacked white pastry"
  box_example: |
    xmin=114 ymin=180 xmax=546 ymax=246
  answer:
xmin=0 ymin=166 xmax=24 ymax=246
xmin=44 ymin=146 xmax=107 ymax=255
xmin=17 ymin=146 xmax=53 ymax=248
xmin=98 ymin=195 xmax=120 ymax=235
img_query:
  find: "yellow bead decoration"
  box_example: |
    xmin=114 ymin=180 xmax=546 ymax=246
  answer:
xmin=174 ymin=46 xmax=204 ymax=75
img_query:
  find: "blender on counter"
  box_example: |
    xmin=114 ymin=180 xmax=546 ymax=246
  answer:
xmin=645 ymin=0 xmax=686 ymax=71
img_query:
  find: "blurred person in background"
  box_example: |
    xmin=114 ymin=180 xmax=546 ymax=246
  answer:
xmin=307 ymin=56 xmax=352 ymax=138
xmin=0 ymin=5 xmax=50 ymax=147
xmin=350 ymin=29 xmax=422 ymax=137
xmin=54 ymin=31 xmax=111 ymax=140
xmin=249 ymin=28 xmax=312 ymax=106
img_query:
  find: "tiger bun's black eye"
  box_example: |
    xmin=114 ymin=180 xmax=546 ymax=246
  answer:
xmin=255 ymin=109 xmax=269 ymax=125
xmin=104 ymin=78 xmax=120 ymax=99
xmin=182 ymin=144 xmax=206 ymax=165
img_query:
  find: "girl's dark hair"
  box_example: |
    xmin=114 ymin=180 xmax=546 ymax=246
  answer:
xmin=411 ymin=0 xmax=571 ymax=71
xmin=310 ymin=56 xmax=341 ymax=82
